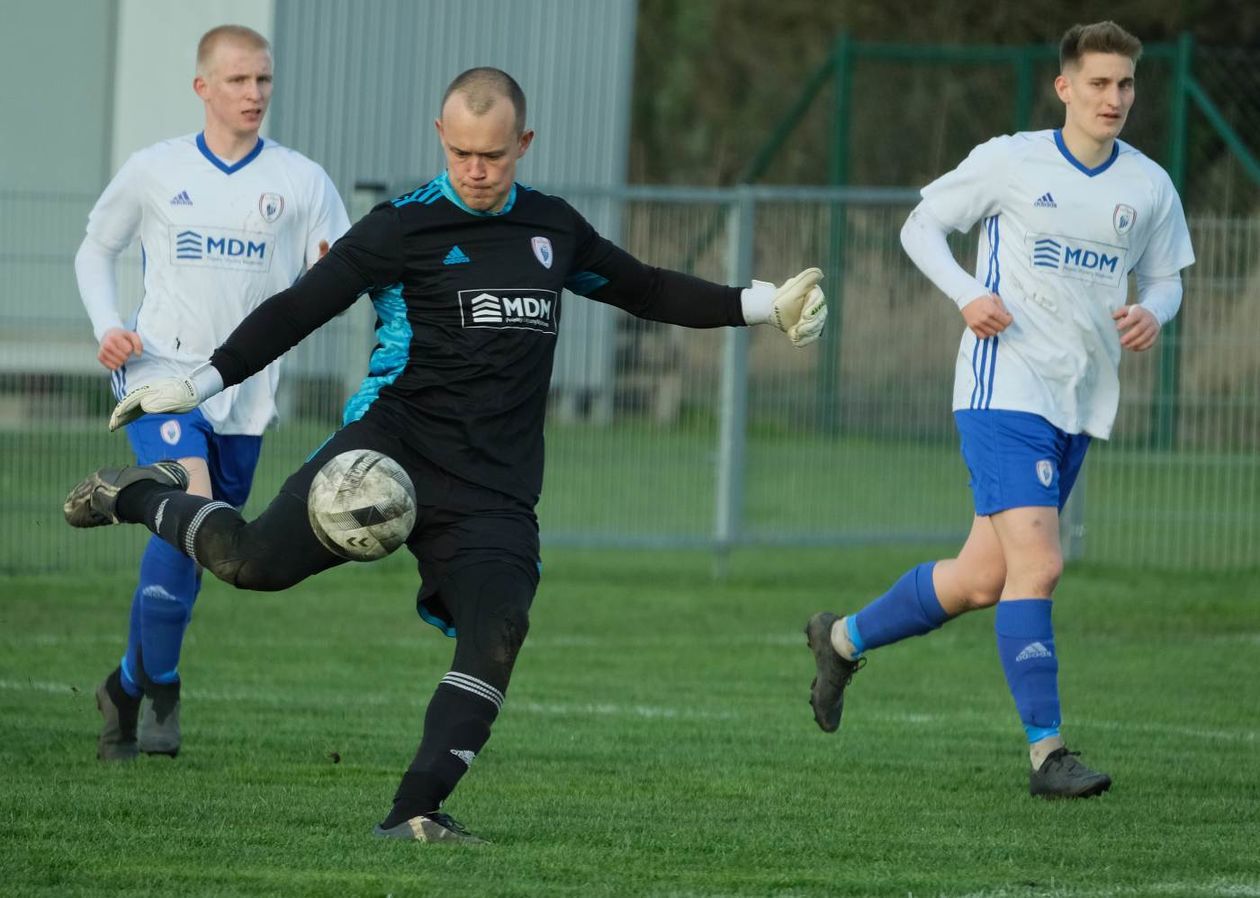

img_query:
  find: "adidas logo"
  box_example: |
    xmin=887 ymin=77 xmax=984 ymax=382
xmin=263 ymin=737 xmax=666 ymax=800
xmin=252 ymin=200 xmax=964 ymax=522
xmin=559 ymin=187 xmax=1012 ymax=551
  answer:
xmin=1015 ymin=641 xmax=1053 ymax=663
xmin=450 ymin=749 xmax=476 ymax=767
xmin=1033 ymin=192 xmax=1057 ymax=208
xmin=169 ymin=190 xmax=193 ymax=206
xmin=443 ymin=245 xmax=470 ymax=265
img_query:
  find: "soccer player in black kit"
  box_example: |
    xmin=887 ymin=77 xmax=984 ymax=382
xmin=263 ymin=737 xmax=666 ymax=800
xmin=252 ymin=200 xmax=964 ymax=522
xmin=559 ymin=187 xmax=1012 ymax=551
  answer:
xmin=66 ymin=67 xmax=827 ymax=843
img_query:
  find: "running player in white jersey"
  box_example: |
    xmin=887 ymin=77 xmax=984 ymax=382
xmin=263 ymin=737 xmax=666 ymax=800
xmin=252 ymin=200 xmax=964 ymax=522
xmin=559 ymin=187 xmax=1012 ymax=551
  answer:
xmin=804 ymin=21 xmax=1194 ymax=798
xmin=75 ymin=24 xmax=350 ymax=761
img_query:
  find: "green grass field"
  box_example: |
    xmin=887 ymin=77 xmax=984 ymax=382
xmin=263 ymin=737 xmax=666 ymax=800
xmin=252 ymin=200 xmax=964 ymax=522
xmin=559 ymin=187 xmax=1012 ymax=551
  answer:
xmin=4 ymin=422 xmax=1258 ymax=573
xmin=2 ymin=547 xmax=1257 ymax=897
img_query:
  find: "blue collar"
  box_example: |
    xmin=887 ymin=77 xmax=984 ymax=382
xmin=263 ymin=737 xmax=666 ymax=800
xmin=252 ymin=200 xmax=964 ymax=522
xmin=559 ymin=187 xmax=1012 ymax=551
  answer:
xmin=1054 ymin=129 xmax=1119 ymax=177
xmin=437 ymin=171 xmax=517 ymax=216
xmin=196 ymin=132 xmax=264 ymax=175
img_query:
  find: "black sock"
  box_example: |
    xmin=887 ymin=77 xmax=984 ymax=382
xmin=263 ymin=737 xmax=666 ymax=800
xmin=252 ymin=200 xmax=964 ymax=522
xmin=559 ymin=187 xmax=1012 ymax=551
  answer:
xmin=116 ymin=482 xmax=235 ymax=560
xmin=381 ymin=678 xmax=501 ymax=828
xmin=115 ymin=480 xmax=169 ymax=523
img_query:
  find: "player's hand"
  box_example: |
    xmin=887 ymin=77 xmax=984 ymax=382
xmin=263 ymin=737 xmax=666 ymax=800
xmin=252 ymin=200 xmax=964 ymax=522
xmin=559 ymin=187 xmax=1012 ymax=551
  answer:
xmin=97 ymin=327 xmax=143 ymax=371
xmin=1113 ymin=304 xmax=1160 ymax=352
xmin=109 ymin=377 xmax=201 ymax=432
xmin=961 ymin=293 xmax=1013 ymax=339
xmin=768 ymin=267 xmax=827 ymax=348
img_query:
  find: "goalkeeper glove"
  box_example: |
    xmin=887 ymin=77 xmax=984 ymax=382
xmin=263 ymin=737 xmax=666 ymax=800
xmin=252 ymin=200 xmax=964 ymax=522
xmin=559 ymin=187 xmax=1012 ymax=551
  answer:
xmin=742 ymin=267 xmax=827 ymax=348
xmin=108 ymin=364 xmax=223 ymax=431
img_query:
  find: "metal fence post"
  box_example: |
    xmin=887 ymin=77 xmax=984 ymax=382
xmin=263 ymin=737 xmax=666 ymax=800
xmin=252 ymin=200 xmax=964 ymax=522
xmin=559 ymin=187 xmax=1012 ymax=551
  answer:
xmin=714 ymin=188 xmax=755 ymax=571
xmin=820 ymin=32 xmax=854 ymax=436
xmin=1059 ymin=468 xmax=1086 ymax=562
xmin=1153 ymin=32 xmax=1193 ymax=449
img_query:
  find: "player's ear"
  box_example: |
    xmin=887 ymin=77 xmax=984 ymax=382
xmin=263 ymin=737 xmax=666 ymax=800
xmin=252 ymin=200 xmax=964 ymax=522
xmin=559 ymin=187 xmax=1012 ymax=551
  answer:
xmin=1053 ymin=73 xmax=1072 ymax=105
xmin=517 ymin=128 xmax=535 ymax=157
xmin=193 ymin=75 xmax=209 ymax=100
xmin=434 ymin=118 xmax=445 ymax=144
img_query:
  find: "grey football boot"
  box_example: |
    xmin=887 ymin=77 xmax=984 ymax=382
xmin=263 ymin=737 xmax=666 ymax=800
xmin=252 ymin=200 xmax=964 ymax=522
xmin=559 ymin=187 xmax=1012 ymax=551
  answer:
xmin=1029 ymin=747 xmax=1112 ymax=799
xmin=138 ymin=681 xmax=181 ymax=757
xmin=373 ymin=812 xmax=486 ymax=844
xmin=64 ymin=461 xmax=189 ymax=528
xmin=805 ymin=611 xmax=865 ymax=732
xmin=96 ymin=668 xmax=141 ymax=762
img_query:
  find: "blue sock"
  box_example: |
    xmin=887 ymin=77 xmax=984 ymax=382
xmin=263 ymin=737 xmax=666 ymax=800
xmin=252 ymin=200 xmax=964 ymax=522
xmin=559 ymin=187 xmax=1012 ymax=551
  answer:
xmin=994 ymin=599 xmax=1062 ymax=742
xmin=849 ymin=562 xmax=949 ymax=655
xmin=129 ymin=535 xmax=201 ymax=685
xmin=120 ymin=600 xmax=144 ymax=698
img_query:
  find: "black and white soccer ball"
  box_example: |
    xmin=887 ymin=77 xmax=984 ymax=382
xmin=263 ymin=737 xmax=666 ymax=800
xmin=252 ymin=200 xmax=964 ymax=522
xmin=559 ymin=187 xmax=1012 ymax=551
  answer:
xmin=307 ymin=449 xmax=416 ymax=561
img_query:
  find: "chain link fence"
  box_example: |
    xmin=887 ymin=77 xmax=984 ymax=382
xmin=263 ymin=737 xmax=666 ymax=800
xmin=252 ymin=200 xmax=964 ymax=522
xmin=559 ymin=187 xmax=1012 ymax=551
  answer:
xmin=2 ymin=186 xmax=1256 ymax=573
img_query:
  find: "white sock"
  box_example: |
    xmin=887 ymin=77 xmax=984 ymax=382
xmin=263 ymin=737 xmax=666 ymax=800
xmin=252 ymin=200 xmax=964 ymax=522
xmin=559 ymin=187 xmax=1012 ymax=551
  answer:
xmin=1030 ymin=734 xmax=1065 ymax=770
xmin=829 ymin=616 xmax=859 ymax=662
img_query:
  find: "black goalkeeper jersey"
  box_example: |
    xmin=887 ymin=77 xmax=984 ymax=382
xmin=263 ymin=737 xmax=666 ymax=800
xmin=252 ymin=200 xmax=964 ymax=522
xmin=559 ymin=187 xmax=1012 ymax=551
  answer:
xmin=209 ymin=173 xmax=745 ymax=507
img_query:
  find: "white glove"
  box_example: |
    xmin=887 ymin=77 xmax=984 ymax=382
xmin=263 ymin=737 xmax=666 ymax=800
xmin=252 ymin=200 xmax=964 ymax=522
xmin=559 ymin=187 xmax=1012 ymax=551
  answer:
xmin=109 ymin=377 xmax=201 ymax=431
xmin=741 ymin=267 xmax=827 ymax=348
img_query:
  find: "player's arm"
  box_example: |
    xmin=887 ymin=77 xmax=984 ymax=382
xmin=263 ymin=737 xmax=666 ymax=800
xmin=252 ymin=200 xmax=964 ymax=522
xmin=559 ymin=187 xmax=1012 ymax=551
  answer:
xmin=1112 ymin=272 xmax=1182 ymax=352
xmin=304 ymin=168 xmax=352 ymax=269
xmin=566 ymin=213 xmax=826 ymax=347
xmin=1116 ymin=177 xmax=1196 ymax=352
xmin=903 ymin=136 xmax=1013 ymax=338
xmin=900 ymin=206 xmax=1012 ymax=339
xmin=76 ymin=155 xmax=146 ymax=371
xmin=109 ymin=205 xmax=404 ymax=430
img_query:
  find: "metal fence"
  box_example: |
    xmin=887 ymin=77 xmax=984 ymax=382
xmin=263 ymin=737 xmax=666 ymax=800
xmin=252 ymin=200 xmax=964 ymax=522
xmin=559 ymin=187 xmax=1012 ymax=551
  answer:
xmin=2 ymin=187 xmax=1257 ymax=573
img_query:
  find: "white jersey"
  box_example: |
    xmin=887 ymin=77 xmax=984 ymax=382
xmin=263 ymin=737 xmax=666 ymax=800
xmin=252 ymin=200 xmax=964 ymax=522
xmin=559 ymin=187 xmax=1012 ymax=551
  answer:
xmin=920 ymin=130 xmax=1195 ymax=438
xmin=83 ymin=133 xmax=350 ymax=434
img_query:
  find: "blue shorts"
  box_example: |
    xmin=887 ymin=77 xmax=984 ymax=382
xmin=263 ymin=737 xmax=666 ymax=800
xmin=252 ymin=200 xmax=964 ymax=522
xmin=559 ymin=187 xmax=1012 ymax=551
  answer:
xmin=954 ymin=410 xmax=1090 ymax=516
xmin=126 ymin=408 xmax=263 ymax=508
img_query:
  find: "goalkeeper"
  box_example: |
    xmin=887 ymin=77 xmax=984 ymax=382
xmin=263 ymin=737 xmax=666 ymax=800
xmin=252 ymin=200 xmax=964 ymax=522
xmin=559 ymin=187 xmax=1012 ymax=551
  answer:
xmin=65 ymin=66 xmax=826 ymax=844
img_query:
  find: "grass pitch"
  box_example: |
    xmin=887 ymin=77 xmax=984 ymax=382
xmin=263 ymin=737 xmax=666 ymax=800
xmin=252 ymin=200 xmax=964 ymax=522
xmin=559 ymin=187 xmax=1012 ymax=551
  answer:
xmin=2 ymin=547 xmax=1258 ymax=897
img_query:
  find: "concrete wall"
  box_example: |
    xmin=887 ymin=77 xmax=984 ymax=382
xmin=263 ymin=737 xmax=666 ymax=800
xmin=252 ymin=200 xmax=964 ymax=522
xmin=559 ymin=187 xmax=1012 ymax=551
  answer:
xmin=0 ymin=0 xmax=116 ymax=192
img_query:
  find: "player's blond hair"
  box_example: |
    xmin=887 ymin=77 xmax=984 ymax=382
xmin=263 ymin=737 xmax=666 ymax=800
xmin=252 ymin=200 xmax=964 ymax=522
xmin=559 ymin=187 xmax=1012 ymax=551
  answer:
xmin=196 ymin=25 xmax=271 ymax=77
xmin=1059 ymin=21 xmax=1142 ymax=70
xmin=442 ymin=67 xmax=528 ymax=134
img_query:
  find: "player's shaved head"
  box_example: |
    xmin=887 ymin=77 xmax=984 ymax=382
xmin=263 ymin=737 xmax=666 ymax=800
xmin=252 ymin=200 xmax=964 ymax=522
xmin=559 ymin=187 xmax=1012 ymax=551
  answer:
xmin=441 ymin=67 xmax=527 ymax=134
xmin=1059 ymin=21 xmax=1142 ymax=71
xmin=197 ymin=25 xmax=271 ymax=76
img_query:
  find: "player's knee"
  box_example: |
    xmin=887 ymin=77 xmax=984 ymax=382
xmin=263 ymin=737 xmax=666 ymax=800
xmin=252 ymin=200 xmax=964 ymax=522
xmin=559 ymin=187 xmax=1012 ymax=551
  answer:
xmin=203 ymin=552 xmax=302 ymax=592
xmin=451 ymin=564 xmax=536 ymax=674
xmin=492 ymin=597 xmax=531 ymax=667
xmin=957 ymin=566 xmax=1005 ymax=610
xmin=195 ymin=517 xmax=311 ymax=592
xmin=470 ymin=591 xmax=530 ymax=670
xmin=1005 ymin=554 xmax=1063 ymax=597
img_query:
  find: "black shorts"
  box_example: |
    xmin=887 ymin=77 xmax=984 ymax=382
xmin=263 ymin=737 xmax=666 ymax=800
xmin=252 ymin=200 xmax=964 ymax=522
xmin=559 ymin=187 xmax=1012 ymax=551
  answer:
xmin=285 ymin=418 xmax=541 ymax=634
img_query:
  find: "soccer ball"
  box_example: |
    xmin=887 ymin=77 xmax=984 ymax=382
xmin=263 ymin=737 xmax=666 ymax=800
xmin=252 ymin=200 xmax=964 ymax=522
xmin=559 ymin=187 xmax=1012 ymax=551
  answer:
xmin=307 ymin=449 xmax=417 ymax=561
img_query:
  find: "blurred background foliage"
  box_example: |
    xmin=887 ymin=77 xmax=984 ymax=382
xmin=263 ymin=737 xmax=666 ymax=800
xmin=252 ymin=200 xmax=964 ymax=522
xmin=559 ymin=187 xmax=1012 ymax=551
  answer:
xmin=630 ymin=0 xmax=1260 ymax=214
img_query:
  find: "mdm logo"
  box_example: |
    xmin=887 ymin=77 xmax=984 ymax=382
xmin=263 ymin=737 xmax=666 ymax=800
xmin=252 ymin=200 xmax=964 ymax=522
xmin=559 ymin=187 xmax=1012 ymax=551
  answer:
xmin=459 ymin=289 xmax=558 ymax=334
xmin=170 ymin=226 xmax=271 ymax=271
xmin=1028 ymin=233 xmax=1125 ymax=286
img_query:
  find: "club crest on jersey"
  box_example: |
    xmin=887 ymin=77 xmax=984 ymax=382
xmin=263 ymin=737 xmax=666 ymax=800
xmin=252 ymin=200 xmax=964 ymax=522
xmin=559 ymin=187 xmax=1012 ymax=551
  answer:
xmin=259 ymin=192 xmax=285 ymax=223
xmin=1035 ymin=459 xmax=1054 ymax=488
xmin=531 ymin=236 xmax=554 ymax=269
xmin=160 ymin=420 xmax=182 ymax=446
xmin=1113 ymin=204 xmax=1136 ymax=235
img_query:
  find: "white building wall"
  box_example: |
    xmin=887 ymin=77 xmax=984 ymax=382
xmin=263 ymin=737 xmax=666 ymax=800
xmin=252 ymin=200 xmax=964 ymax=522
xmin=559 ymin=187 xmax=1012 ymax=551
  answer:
xmin=110 ymin=0 xmax=275 ymax=169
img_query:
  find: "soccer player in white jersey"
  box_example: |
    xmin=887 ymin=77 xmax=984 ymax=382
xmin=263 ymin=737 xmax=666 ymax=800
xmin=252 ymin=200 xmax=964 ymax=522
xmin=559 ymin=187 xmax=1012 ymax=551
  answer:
xmin=74 ymin=24 xmax=350 ymax=761
xmin=804 ymin=21 xmax=1194 ymax=798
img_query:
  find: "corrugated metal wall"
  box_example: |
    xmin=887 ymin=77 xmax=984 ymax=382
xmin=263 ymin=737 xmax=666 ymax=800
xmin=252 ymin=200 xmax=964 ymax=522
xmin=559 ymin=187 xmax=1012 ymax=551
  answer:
xmin=268 ymin=0 xmax=637 ymax=194
xmin=267 ymin=0 xmax=638 ymax=413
